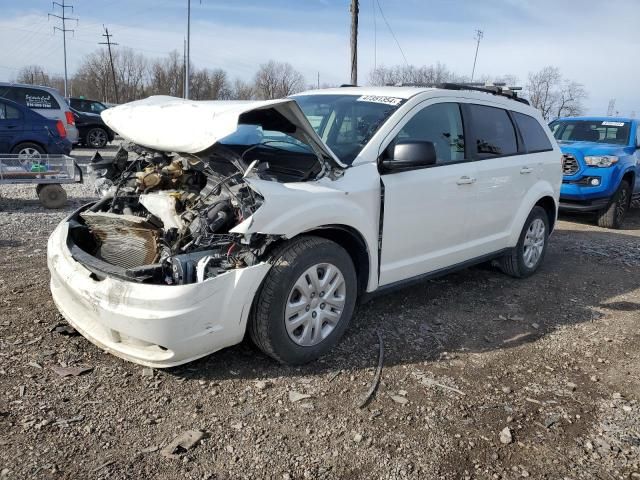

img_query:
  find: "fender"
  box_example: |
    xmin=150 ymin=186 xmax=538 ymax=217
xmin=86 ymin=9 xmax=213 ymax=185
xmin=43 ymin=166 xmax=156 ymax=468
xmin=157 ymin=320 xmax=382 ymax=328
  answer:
xmin=507 ymin=179 xmax=559 ymax=246
xmin=231 ymin=163 xmax=382 ymax=291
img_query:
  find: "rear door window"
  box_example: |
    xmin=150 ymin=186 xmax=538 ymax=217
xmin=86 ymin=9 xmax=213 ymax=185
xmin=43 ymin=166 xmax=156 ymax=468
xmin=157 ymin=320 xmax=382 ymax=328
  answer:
xmin=513 ymin=112 xmax=553 ymax=153
xmin=467 ymin=104 xmax=518 ymax=158
xmin=4 ymin=87 xmax=60 ymax=110
xmin=0 ymin=101 xmax=21 ymax=120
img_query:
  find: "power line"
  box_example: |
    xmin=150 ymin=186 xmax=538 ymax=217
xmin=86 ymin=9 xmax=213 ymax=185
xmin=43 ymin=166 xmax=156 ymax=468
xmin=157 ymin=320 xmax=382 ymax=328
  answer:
xmin=99 ymin=26 xmax=119 ymax=104
xmin=375 ymin=0 xmax=408 ymax=67
xmin=471 ymin=29 xmax=483 ymax=82
xmin=48 ymin=0 xmax=78 ymax=97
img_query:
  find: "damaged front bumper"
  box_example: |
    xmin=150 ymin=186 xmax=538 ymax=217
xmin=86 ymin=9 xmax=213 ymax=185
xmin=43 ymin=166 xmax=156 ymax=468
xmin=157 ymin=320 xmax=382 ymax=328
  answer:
xmin=47 ymin=220 xmax=271 ymax=368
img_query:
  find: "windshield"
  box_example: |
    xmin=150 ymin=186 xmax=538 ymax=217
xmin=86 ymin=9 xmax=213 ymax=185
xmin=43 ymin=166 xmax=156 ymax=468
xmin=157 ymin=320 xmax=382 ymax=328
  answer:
xmin=550 ymin=120 xmax=630 ymax=145
xmin=293 ymin=94 xmax=404 ymax=164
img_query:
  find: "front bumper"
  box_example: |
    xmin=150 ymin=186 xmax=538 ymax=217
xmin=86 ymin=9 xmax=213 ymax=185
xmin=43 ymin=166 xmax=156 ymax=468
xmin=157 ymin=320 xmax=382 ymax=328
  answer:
xmin=47 ymin=222 xmax=271 ymax=368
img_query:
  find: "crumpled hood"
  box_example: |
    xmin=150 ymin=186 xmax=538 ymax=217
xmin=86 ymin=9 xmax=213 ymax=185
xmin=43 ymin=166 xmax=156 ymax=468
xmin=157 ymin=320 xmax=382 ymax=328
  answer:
xmin=101 ymin=96 xmax=346 ymax=169
xmin=559 ymin=141 xmax=630 ymax=157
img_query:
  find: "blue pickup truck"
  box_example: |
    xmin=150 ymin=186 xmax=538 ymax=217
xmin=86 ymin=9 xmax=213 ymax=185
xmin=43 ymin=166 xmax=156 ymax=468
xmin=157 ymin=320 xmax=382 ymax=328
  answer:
xmin=550 ymin=117 xmax=640 ymax=228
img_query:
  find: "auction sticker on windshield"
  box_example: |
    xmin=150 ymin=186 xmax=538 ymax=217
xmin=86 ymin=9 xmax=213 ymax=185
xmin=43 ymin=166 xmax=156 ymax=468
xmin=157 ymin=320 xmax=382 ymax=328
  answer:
xmin=357 ymin=95 xmax=403 ymax=106
xmin=602 ymin=121 xmax=625 ymax=127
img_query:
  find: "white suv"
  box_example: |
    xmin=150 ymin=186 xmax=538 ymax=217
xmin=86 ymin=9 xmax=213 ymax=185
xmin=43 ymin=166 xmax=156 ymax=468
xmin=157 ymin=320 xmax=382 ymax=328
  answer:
xmin=47 ymin=86 xmax=562 ymax=367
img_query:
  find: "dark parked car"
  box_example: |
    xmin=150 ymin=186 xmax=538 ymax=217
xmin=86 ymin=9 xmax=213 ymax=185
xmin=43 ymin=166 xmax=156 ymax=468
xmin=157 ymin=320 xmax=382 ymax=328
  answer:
xmin=71 ymin=107 xmax=114 ymax=148
xmin=0 ymin=97 xmax=71 ymax=156
xmin=68 ymin=97 xmax=108 ymax=115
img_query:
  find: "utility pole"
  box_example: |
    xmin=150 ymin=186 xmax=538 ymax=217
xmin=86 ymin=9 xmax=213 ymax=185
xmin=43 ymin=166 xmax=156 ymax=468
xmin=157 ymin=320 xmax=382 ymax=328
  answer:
xmin=350 ymin=0 xmax=359 ymax=85
xmin=99 ymin=26 xmax=119 ymax=104
xmin=185 ymin=0 xmax=191 ymax=99
xmin=183 ymin=38 xmax=187 ymax=98
xmin=48 ymin=0 xmax=77 ymax=97
xmin=470 ymin=29 xmax=483 ymax=83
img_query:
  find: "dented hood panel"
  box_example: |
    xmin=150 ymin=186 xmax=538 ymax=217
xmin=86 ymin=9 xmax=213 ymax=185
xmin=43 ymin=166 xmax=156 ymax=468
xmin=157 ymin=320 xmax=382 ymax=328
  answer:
xmin=101 ymin=96 xmax=346 ymax=168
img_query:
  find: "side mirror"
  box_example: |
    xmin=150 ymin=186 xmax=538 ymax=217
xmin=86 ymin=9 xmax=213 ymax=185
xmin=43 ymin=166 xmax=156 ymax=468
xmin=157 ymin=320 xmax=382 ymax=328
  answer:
xmin=381 ymin=141 xmax=437 ymax=172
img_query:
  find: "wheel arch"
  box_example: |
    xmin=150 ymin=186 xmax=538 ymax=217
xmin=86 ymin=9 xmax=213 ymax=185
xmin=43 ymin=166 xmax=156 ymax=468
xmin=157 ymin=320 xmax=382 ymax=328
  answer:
xmin=534 ymin=195 xmax=558 ymax=233
xmin=266 ymin=225 xmax=371 ymax=296
xmin=621 ymin=169 xmax=635 ymax=191
xmin=11 ymin=139 xmax=46 ymax=153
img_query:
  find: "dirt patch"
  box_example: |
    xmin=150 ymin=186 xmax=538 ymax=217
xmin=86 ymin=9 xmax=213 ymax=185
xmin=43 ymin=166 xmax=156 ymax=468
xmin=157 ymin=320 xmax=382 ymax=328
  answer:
xmin=0 ymin=187 xmax=639 ymax=479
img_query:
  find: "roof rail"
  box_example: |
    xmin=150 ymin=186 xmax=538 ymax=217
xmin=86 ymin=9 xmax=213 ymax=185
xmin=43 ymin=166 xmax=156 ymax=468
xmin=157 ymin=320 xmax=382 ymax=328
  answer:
xmin=393 ymin=82 xmax=530 ymax=105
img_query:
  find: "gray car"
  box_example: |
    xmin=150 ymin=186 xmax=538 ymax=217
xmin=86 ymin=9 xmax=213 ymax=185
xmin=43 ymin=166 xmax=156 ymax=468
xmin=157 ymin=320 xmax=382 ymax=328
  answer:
xmin=0 ymin=82 xmax=79 ymax=144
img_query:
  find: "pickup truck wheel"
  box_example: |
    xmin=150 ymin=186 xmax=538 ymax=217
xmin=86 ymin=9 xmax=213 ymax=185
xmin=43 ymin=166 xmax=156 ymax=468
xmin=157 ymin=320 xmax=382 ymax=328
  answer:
xmin=596 ymin=180 xmax=630 ymax=229
xmin=37 ymin=184 xmax=67 ymax=209
xmin=249 ymin=236 xmax=357 ymax=365
xmin=86 ymin=128 xmax=109 ymax=148
xmin=498 ymin=206 xmax=549 ymax=279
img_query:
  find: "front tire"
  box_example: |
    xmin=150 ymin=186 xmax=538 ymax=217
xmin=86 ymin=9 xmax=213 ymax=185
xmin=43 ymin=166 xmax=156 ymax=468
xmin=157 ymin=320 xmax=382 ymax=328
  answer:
xmin=597 ymin=180 xmax=630 ymax=229
xmin=249 ymin=236 xmax=357 ymax=365
xmin=498 ymin=206 xmax=549 ymax=278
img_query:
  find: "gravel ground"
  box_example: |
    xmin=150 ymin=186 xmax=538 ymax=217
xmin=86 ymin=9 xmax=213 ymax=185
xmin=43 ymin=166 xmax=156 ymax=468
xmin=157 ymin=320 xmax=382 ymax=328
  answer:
xmin=1 ymin=147 xmax=639 ymax=479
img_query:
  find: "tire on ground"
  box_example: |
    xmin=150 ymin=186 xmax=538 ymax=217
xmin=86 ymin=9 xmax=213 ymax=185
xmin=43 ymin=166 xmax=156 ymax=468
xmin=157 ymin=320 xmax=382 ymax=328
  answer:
xmin=498 ymin=205 xmax=549 ymax=279
xmin=249 ymin=235 xmax=358 ymax=365
xmin=38 ymin=184 xmax=68 ymax=209
xmin=596 ymin=180 xmax=630 ymax=229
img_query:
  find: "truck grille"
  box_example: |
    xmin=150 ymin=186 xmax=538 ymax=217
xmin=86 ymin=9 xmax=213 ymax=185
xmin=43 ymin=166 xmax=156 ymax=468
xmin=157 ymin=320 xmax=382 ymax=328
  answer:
xmin=562 ymin=154 xmax=579 ymax=176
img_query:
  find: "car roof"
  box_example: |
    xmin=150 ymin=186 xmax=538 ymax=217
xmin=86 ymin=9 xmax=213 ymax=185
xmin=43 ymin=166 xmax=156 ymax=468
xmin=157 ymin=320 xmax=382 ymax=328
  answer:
xmin=0 ymin=81 xmax=62 ymax=94
xmin=294 ymin=85 xmax=533 ymax=110
xmin=557 ymin=116 xmax=635 ymax=123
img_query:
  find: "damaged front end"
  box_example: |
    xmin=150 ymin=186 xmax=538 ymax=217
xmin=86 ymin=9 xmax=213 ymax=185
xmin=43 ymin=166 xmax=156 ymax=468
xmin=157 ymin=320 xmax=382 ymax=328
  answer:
xmin=74 ymin=143 xmax=278 ymax=285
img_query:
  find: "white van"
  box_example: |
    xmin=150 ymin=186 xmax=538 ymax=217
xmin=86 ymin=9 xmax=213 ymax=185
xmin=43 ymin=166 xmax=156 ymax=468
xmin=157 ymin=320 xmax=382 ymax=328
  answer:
xmin=0 ymin=82 xmax=79 ymax=144
xmin=47 ymin=85 xmax=562 ymax=367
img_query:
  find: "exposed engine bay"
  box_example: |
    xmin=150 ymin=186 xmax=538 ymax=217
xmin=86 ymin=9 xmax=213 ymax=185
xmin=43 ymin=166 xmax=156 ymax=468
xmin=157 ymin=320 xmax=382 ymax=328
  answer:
xmin=69 ymin=142 xmax=290 ymax=286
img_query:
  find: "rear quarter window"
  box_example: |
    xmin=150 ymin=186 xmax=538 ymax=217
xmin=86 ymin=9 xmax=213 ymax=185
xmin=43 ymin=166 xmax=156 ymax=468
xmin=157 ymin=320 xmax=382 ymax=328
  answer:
xmin=4 ymin=87 xmax=60 ymax=110
xmin=513 ymin=112 xmax=553 ymax=153
xmin=467 ymin=104 xmax=518 ymax=158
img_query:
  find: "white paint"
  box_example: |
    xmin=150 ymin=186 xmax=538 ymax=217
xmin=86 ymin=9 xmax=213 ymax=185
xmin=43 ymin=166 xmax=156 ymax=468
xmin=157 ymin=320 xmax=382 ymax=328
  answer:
xmin=101 ymin=95 xmax=345 ymax=168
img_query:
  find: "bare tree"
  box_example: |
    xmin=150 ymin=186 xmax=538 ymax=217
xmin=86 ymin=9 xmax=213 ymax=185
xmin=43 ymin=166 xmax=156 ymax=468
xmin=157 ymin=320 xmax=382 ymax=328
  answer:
xmin=15 ymin=65 xmax=66 ymax=93
xmin=148 ymin=50 xmax=184 ymax=98
xmin=231 ymin=78 xmax=254 ymax=100
xmin=525 ymin=66 xmax=586 ymax=120
xmin=369 ymin=63 xmax=462 ymax=86
xmin=254 ymin=61 xmax=305 ymax=99
xmin=190 ymin=68 xmax=232 ymax=100
xmin=554 ymin=80 xmax=587 ymax=119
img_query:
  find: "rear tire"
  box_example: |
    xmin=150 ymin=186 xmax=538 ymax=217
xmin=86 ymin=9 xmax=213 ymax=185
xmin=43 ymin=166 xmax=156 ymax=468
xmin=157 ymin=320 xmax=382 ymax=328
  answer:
xmin=86 ymin=127 xmax=109 ymax=148
xmin=249 ymin=236 xmax=357 ymax=365
xmin=596 ymin=180 xmax=630 ymax=229
xmin=38 ymin=184 xmax=67 ymax=209
xmin=498 ymin=206 xmax=549 ymax=279
xmin=11 ymin=142 xmax=44 ymax=163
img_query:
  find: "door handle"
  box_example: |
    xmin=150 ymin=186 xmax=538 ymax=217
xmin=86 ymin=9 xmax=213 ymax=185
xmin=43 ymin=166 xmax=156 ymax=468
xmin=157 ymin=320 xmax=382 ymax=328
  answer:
xmin=456 ymin=176 xmax=476 ymax=185
xmin=520 ymin=167 xmax=533 ymax=174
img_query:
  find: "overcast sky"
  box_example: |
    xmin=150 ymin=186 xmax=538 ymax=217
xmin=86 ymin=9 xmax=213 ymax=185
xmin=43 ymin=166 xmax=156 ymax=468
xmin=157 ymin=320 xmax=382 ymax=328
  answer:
xmin=0 ymin=0 xmax=637 ymax=116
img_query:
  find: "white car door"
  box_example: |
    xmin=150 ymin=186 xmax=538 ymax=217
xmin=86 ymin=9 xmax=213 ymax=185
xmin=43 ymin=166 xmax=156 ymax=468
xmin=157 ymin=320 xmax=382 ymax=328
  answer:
xmin=378 ymin=101 xmax=479 ymax=286
xmin=461 ymin=103 xmax=530 ymax=254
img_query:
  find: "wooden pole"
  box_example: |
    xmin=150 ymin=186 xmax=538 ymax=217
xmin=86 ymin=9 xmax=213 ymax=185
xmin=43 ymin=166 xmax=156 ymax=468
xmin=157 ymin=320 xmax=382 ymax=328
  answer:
xmin=350 ymin=0 xmax=359 ymax=85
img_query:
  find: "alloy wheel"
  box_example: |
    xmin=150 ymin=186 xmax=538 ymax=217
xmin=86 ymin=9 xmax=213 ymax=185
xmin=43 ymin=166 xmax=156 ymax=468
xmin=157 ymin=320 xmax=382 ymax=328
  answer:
xmin=87 ymin=129 xmax=107 ymax=148
xmin=523 ymin=218 xmax=545 ymax=269
xmin=284 ymin=262 xmax=347 ymax=347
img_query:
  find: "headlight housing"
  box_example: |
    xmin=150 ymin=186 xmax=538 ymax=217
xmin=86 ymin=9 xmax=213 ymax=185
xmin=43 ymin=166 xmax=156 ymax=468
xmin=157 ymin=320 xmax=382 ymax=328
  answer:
xmin=584 ymin=155 xmax=618 ymax=167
